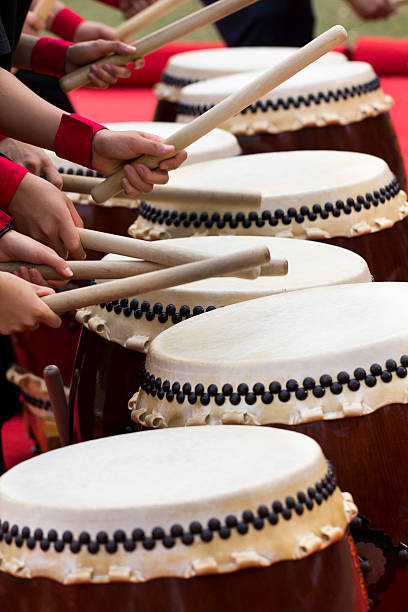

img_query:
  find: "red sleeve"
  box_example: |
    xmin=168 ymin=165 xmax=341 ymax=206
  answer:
xmin=0 ymin=157 xmax=28 ymax=211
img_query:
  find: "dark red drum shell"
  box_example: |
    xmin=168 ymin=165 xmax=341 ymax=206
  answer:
xmin=325 ymin=216 xmax=408 ymax=282
xmin=70 ymin=328 xmax=144 ymax=442
xmin=154 ymin=99 xmax=178 ymax=123
xmin=276 ymin=402 xmax=408 ymax=547
xmin=74 ymin=204 xmax=138 ymax=260
xmin=237 ymin=113 xmax=406 ymax=191
xmin=10 ymin=313 xmax=80 ymax=386
xmin=0 ymin=538 xmax=366 ymax=612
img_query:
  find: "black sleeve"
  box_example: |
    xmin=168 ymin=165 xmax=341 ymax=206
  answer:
xmin=0 ymin=16 xmax=11 ymax=57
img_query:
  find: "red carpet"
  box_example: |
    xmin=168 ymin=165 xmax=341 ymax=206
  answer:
xmin=3 ymin=413 xmax=35 ymax=470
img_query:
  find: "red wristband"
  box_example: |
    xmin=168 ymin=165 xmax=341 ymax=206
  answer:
xmin=31 ymin=37 xmax=72 ymax=78
xmin=50 ymin=8 xmax=85 ymax=42
xmin=0 ymin=135 xmax=7 ymax=142
xmin=54 ymin=113 xmax=107 ymax=169
xmin=0 ymin=209 xmax=12 ymax=232
xmin=0 ymin=158 xmax=28 ymax=211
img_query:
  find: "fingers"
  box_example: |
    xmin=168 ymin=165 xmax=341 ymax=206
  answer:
xmin=132 ymin=136 xmax=175 ymax=159
xmin=138 ymin=132 xmax=165 ymax=143
xmin=28 ymin=268 xmax=50 ymax=287
xmin=37 ymin=303 xmax=62 ymax=329
xmin=66 ymin=199 xmax=84 ymax=229
xmin=34 ymin=284 xmax=54 ymax=297
xmin=88 ymin=62 xmax=131 ymax=88
xmin=159 ymin=151 xmax=188 ymax=171
xmin=122 ymin=164 xmax=169 ymax=196
xmin=42 ymin=156 xmax=63 ymax=189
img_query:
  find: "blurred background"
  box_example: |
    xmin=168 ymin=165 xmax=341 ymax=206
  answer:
xmin=64 ymin=0 xmax=408 ymax=41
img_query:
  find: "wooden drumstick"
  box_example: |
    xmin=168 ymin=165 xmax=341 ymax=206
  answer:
xmin=42 ymin=246 xmax=270 ymax=312
xmin=60 ymin=0 xmax=260 ymax=92
xmin=78 ymin=227 xmax=288 ymax=276
xmin=33 ymin=0 xmax=55 ymax=20
xmin=0 ymin=260 xmax=163 ymax=280
xmin=116 ymin=0 xmax=190 ymax=40
xmin=61 ymin=173 xmax=262 ymax=208
xmin=43 ymin=365 xmax=70 ymax=446
xmin=91 ymin=25 xmax=347 ymax=203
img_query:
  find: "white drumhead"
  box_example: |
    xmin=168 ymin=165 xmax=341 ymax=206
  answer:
xmin=162 ymin=47 xmax=347 ymax=83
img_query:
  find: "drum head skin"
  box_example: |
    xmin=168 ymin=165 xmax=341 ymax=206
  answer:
xmin=76 ymin=236 xmax=370 ymax=353
xmin=0 ymin=427 xmax=355 ymax=584
xmin=176 ymin=62 xmax=392 ymax=135
xmin=155 ymin=47 xmax=348 ymax=103
xmin=134 ymin=282 xmax=408 ymax=428
xmin=130 ymin=151 xmax=407 ymax=241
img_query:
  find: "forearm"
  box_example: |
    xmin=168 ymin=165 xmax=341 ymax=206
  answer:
xmin=12 ymin=34 xmax=38 ymax=70
xmin=0 ymin=69 xmax=63 ymax=149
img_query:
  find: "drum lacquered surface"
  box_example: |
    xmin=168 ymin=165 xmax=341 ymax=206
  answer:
xmin=70 ymin=328 xmax=143 ymax=442
xmin=0 ymin=538 xmax=366 ymax=612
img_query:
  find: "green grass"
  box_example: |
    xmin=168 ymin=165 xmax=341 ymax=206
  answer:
xmin=65 ymin=0 xmax=408 ymax=43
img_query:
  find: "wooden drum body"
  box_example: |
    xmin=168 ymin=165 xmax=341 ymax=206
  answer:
xmin=176 ymin=62 xmax=405 ymax=189
xmin=154 ymin=46 xmax=347 ymax=123
xmin=0 ymin=538 xmax=366 ymax=612
xmin=133 ymin=283 xmax=408 ymax=608
xmin=130 ymin=150 xmax=408 ymax=283
xmin=0 ymin=427 xmax=365 ymax=612
xmin=71 ymin=236 xmax=370 ymax=442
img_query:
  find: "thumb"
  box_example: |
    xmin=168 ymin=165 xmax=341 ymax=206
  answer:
xmin=34 ymin=284 xmax=55 ymax=297
xmin=130 ymin=134 xmax=175 ymax=159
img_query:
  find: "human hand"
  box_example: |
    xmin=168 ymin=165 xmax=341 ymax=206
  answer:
xmin=0 ymin=139 xmax=62 ymax=188
xmin=346 ymin=0 xmax=396 ymax=19
xmin=8 ymin=173 xmax=85 ymax=259
xmin=0 ymin=230 xmax=73 ymax=287
xmin=22 ymin=11 xmax=45 ymax=36
xmin=119 ymin=0 xmax=158 ymax=18
xmin=92 ymin=130 xmax=188 ymax=196
xmin=74 ymin=20 xmax=118 ymax=43
xmin=65 ymin=39 xmax=139 ymax=88
xmin=0 ymin=272 xmax=61 ymax=334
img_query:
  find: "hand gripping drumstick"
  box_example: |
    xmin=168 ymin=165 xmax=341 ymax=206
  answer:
xmin=116 ymin=0 xmax=190 ymax=40
xmin=43 ymin=365 xmax=71 ymax=446
xmin=61 ymin=173 xmax=262 ymax=209
xmin=78 ymin=227 xmax=288 ymax=277
xmin=91 ymin=25 xmax=347 ymax=203
xmin=41 ymin=246 xmax=270 ymax=312
xmin=60 ymin=0 xmax=260 ymax=92
xmin=33 ymin=0 xmax=55 ymax=20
